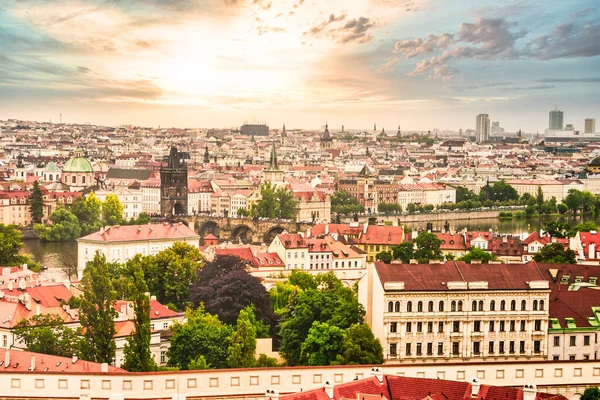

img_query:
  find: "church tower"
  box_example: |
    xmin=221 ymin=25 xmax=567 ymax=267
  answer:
xmin=160 ymin=146 xmax=189 ymax=216
xmin=203 ymin=145 xmax=210 ymax=163
xmin=264 ymin=142 xmax=284 ymax=183
xmin=320 ymin=124 xmax=332 ymax=151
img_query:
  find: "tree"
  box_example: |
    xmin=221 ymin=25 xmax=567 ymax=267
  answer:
xmin=479 ymin=180 xmax=518 ymax=202
xmin=79 ymin=252 xmax=117 ymax=363
xmin=167 ymin=305 xmax=233 ymax=370
xmin=455 ymin=186 xmax=477 ymax=202
xmin=557 ymin=203 xmax=568 ymax=214
xmin=458 ymin=247 xmax=498 ymax=263
xmin=542 ymin=221 xmax=569 ymax=238
xmin=533 ymin=243 xmax=577 ymax=264
xmin=147 ymin=242 xmax=203 ymax=309
xmin=414 ymin=232 xmax=442 ymax=262
xmin=251 ymin=182 xmax=298 ymax=219
xmin=29 ymin=180 xmax=44 ymax=224
xmin=102 ymin=193 xmax=124 ymax=225
xmin=256 ymin=353 xmax=279 ymax=367
xmin=391 ymin=242 xmax=415 ymax=263
xmin=536 ymin=186 xmax=544 ymax=214
xmin=300 ymin=321 xmax=345 ymax=366
xmin=331 ymin=190 xmax=364 ymax=215
xmin=227 ymin=306 xmax=257 ymax=368
xmin=37 ymin=208 xmax=81 ymax=241
xmin=71 ymin=193 xmax=103 ymax=235
xmin=121 ymin=257 xmax=156 ymax=372
xmin=569 ymin=222 xmax=598 ymax=237
xmin=188 ymin=355 xmax=210 ymax=370
xmin=581 ymin=387 xmax=600 ymax=400
xmin=375 ymin=251 xmax=393 ymax=263
xmin=337 ymin=323 xmax=383 ymax=365
xmin=14 ymin=314 xmax=81 ymax=357
xmin=0 ymin=224 xmax=24 ymax=265
xmin=541 ymin=197 xmax=557 ymax=215
xmin=190 ymin=255 xmax=273 ymax=326
xmin=278 ymin=272 xmax=364 ymax=366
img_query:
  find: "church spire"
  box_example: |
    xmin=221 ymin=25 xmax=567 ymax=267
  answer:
xmin=268 ymin=142 xmax=278 ymax=170
xmin=282 ymin=123 xmax=287 ymax=138
xmin=203 ymin=145 xmax=210 ymax=163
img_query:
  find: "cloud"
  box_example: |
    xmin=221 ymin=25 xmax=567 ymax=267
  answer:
xmin=385 ymin=12 xmax=600 ymax=80
xmin=377 ymin=56 xmax=399 ymax=72
xmin=536 ymin=77 xmax=600 ymax=83
xmin=304 ymin=14 xmax=377 ymax=44
xmin=304 ymin=13 xmax=346 ymax=36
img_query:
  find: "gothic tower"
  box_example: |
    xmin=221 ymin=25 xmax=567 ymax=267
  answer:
xmin=263 ymin=142 xmax=284 ymax=183
xmin=320 ymin=124 xmax=332 ymax=151
xmin=160 ymin=146 xmax=189 ymax=216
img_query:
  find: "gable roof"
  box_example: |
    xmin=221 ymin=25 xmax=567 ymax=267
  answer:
xmin=78 ymin=223 xmax=199 ymax=242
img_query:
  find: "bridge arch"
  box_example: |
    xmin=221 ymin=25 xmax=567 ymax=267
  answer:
xmin=198 ymin=220 xmax=220 ymax=239
xmin=263 ymin=226 xmax=286 ymax=244
xmin=231 ymin=224 xmax=253 ymax=244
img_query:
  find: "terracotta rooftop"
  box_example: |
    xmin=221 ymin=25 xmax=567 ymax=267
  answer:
xmin=0 ymin=349 xmax=125 ymax=373
xmin=78 ymin=223 xmax=199 ymax=242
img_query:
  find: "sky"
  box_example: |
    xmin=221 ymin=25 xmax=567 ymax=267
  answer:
xmin=0 ymin=0 xmax=599 ymax=132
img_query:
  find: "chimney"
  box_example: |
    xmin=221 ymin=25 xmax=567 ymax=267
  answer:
xmin=589 ymin=243 xmax=595 ymax=260
xmin=18 ymin=278 xmax=26 ymax=290
xmin=324 ymin=380 xmax=334 ymax=399
xmin=72 ymin=355 xmax=78 ymax=364
xmin=22 ymin=264 xmax=28 ymax=271
xmin=523 ymin=384 xmax=538 ymax=400
xmin=8 ymin=281 xmax=13 ymax=292
xmin=363 ymin=223 xmax=368 ymax=234
xmin=325 ymin=224 xmax=329 ymax=235
xmin=29 ymin=355 xmax=35 ymax=371
xmin=265 ymin=389 xmax=280 ymax=399
xmin=306 ymin=227 xmax=312 ymax=238
xmin=471 ymin=378 xmax=481 ymax=397
xmin=101 ymin=363 xmax=109 ymax=373
xmin=370 ymin=366 xmax=383 ymax=383
xmin=5 ymin=349 xmax=10 ymax=367
xmin=36 ymin=304 xmax=41 ymax=315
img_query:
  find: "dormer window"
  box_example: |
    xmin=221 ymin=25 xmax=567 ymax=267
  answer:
xmin=20 ymin=197 xmax=25 ymax=204
xmin=10 ymin=197 xmax=16 ymax=205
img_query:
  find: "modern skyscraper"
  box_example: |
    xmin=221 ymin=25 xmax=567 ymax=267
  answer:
xmin=585 ymin=118 xmax=596 ymax=134
xmin=549 ymin=109 xmax=564 ymax=130
xmin=476 ymin=114 xmax=490 ymax=143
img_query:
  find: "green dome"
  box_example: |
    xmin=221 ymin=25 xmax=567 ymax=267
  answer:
xmin=590 ymin=157 xmax=600 ymax=167
xmin=63 ymin=151 xmax=93 ymax=173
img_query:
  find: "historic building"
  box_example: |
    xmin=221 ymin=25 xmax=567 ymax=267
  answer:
xmin=160 ymin=147 xmax=189 ymax=216
xmin=61 ymin=149 xmax=95 ymax=191
xmin=320 ymin=124 xmax=332 ymax=151
xmin=359 ymin=261 xmax=550 ymax=363
xmin=263 ymin=142 xmax=284 ymax=183
xmin=338 ymin=165 xmax=398 ymax=213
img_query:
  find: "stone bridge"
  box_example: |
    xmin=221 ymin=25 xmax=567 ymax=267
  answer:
xmin=187 ymin=216 xmax=313 ymax=245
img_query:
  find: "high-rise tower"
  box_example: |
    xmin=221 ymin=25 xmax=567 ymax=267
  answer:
xmin=549 ymin=109 xmax=564 ymax=130
xmin=476 ymin=114 xmax=490 ymax=143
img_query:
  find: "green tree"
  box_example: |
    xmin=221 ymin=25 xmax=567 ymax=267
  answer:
xmin=337 ymin=323 xmax=383 ymax=365
xmin=536 ymin=186 xmax=544 ymax=214
xmin=227 ymin=306 xmax=257 ymax=368
xmin=146 ymin=242 xmax=203 ymax=309
xmin=569 ymin=222 xmax=598 ymax=237
xmin=71 ymin=193 xmax=103 ymax=235
xmin=455 ymin=186 xmax=477 ymax=202
xmin=167 ymin=305 xmax=233 ymax=370
xmin=14 ymin=314 xmax=81 ymax=357
xmin=135 ymin=212 xmax=151 ymax=225
xmin=479 ymin=180 xmax=519 ymax=202
xmin=458 ymin=247 xmax=498 ymax=263
xmin=300 ymin=321 xmax=345 ymax=366
xmin=256 ymin=353 xmax=279 ymax=367
xmin=414 ymin=232 xmax=442 ymax=262
xmin=331 ymin=190 xmax=364 ymax=215
xmin=581 ymin=387 xmax=600 ymax=400
xmin=270 ymin=281 xmax=298 ymax=313
xmin=391 ymin=242 xmax=415 ymax=263
xmin=276 ymin=186 xmax=298 ymax=219
xmin=102 ymin=193 xmax=124 ymax=225
xmin=29 ymin=180 xmax=44 ymax=224
xmin=37 ymin=208 xmax=81 ymax=241
xmin=378 ymin=202 xmax=402 ymax=214
xmin=188 ymin=355 xmax=210 ymax=370
xmin=557 ymin=203 xmax=568 ymax=214
xmin=533 ymin=243 xmax=577 ymax=264
xmin=121 ymin=257 xmax=156 ymax=372
xmin=542 ymin=221 xmax=569 ymax=238
xmin=0 ymin=224 xmax=25 ymax=265
xmin=541 ymin=197 xmax=558 ymax=215
xmin=375 ymin=251 xmax=393 ymax=263
xmin=251 ymin=182 xmax=298 ymax=219
xmin=79 ymin=252 xmax=117 ymax=363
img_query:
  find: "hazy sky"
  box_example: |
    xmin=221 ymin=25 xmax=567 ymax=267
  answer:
xmin=1 ymin=0 xmax=599 ymax=132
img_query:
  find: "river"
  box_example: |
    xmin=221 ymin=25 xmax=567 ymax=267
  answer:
xmin=20 ymin=215 xmax=600 ymax=271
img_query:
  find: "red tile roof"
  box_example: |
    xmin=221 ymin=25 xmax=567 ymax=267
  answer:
xmin=0 ymin=349 xmax=125 ymax=373
xmin=78 ymin=223 xmax=199 ymax=242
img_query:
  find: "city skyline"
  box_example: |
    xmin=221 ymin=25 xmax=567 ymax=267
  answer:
xmin=1 ymin=0 xmax=599 ymax=131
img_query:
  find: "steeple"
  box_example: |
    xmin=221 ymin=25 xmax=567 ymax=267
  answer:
xmin=397 ymin=125 xmax=401 ymax=137
xmin=203 ymin=145 xmax=210 ymax=163
xmin=320 ymin=123 xmax=332 ymax=151
xmin=374 ymin=123 xmax=376 ymax=132
xmin=268 ymin=142 xmax=278 ymax=170
xmin=282 ymin=123 xmax=287 ymax=138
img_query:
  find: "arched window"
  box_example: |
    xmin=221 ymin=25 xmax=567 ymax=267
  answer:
xmin=521 ymin=300 xmax=527 ymax=311
xmin=458 ymin=301 xmax=463 ymax=312
xmin=388 ymin=302 xmax=393 ymax=312
xmin=490 ymin=300 xmax=496 ymax=311
xmin=451 ymin=301 xmax=456 ymax=312
xmin=428 ymin=301 xmax=434 ymax=312
xmin=478 ymin=300 xmax=484 ymax=311
xmin=49 ymin=174 xmax=53 ymax=181
xmin=500 ymin=300 xmax=506 ymax=311
xmin=539 ymin=300 xmax=545 ymax=311
xmin=439 ymin=301 xmax=444 ymax=312
xmin=472 ymin=301 xmax=477 ymax=311
xmin=395 ymin=301 xmax=400 ymax=312
xmin=533 ymin=300 xmax=538 ymax=311
xmin=407 ymin=301 xmax=413 ymax=312
xmin=511 ymin=300 xmax=516 ymax=311
xmin=417 ymin=301 xmax=423 ymax=312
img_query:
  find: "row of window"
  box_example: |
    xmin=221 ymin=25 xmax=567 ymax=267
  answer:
xmin=387 ymin=299 xmax=546 ymax=313
xmin=390 ymin=340 xmax=543 ymax=356
xmin=553 ymin=335 xmax=596 ymax=347
xmin=391 ymin=319 xmax=543 ymax=334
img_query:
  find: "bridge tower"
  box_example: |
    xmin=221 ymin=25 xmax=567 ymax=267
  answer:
xmin=160 ymin=146 xmax=189 ymax=216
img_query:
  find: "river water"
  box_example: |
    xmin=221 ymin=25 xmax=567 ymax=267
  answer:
xmin=21 ymin=216 xmax=600 ymax=271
